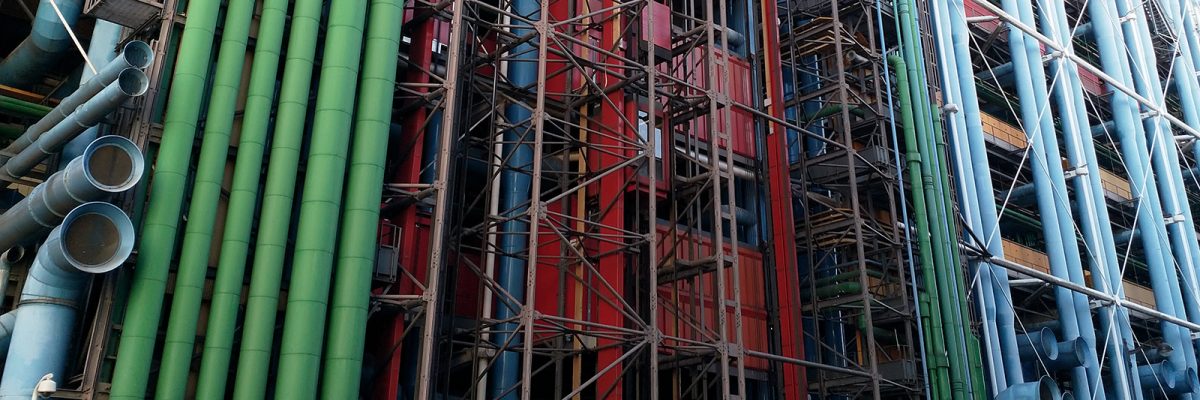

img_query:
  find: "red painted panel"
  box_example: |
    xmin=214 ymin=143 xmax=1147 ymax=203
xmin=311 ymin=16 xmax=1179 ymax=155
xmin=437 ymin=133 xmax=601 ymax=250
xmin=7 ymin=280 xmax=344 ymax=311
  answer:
xmin=673 ymin=46 xmax=758 ymax=158
xmin=1078 ymin=65 xmax=1108 ymax=95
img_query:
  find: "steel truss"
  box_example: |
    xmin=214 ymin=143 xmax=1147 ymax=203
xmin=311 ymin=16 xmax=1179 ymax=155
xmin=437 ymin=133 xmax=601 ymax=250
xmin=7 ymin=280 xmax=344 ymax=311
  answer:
xmin=776 ymin=0 xmax=922 ymax=398
xmin=382 ymin=0 xmax=851 ymax=394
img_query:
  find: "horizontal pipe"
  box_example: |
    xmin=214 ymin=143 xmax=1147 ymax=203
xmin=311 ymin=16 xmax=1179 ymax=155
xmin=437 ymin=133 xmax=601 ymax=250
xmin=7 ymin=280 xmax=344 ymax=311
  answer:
xmin=0 ymin=136 xmax=142 ymax=252
xmin=960 ymin=244 xmax=1200 ymax=332
xmin=997 ymin=376 xmax=1062 ymax=400
xmin=0 ymin=96 xmax=51 ymax=119
xmin=1016 ymin=327 xmax=1058 ymax=360
xmin=0 ymin=202 xmax=134 ymax=400
xmin=1138 ymin=361 xmax=1197 ymax=394
xmin=2 ymin=41 xmax=153 ymax=162
xmin=0 ymin=70 xmax=148 ymax=182
xmin=1045 ymin=339 xmax=1086 ymax=371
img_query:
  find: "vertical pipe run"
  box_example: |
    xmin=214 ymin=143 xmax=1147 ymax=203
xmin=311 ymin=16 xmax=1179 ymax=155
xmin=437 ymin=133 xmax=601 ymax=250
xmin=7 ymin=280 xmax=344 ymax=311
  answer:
xmin=231 ymin=0 xmax=324 ymax=397
xmin=489 ymin=0 xmax=540 ymax=394
xmin=154 ymin=0 xmax=256 ymax=396
xmin=194 ymin=0 xmax=289 ymax=395
xmin=997 ymin=0 xmax=1104 ymax=396
xmin=888 ymin=53 xmax=951 ymax=400
xmin=1109 ymin=0 xmax=1199 ymax=381
xmin=942 ymin=0 xmax=1020 ymax=394
xmin=1083 ymin=0 xmax=1193 ymax=393
xmin=1041 ymin=0 xmax=1142 ymax=394
xmin=321 ymin=0 xmax=404 ymax=397
xmin=108 ymin=0 xmax=223 ymax=395
xmin=273 ymin=1 xmax=368 ymax=396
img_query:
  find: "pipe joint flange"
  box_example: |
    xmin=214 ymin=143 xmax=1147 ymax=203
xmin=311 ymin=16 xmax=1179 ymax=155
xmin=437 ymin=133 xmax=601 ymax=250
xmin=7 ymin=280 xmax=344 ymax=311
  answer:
xmin=17 ymin=296 xmax=79 ymax=310
xmin=1063 ymin=166 xmax=1089 ymax=179
xmin=1167 ymin=214 xmax=1187 ymax=225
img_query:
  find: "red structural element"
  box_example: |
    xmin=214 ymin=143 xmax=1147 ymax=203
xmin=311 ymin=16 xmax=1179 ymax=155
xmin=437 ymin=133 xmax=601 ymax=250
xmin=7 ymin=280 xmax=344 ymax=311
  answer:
xmin=757 ymin=0 xmax=807 ymax=397
xmin=582 ymin=4 xmax=633 ymax=396
xmin=655 ymin=226 xmax=773 ymax=370
xmin=1078 ymin=66 xmax=1108 ymax=96
xmin=372 ymin=7 xmax=439 ymax=399
xmin=679 ymin=46 xmax=758 ymax=158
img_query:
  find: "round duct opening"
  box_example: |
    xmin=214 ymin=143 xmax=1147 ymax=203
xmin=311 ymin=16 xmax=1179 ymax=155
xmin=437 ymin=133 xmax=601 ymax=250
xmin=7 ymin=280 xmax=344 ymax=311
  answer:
xmin=59 ymin=202 xmax=134 ymax=274
xmin=117 ymin=68 xmax=150 ymax=97
xmin=83 ymin=136 xmax=143 ymax=192
xmin=120 ymin=41 xmax=155 ymax=70
xmin=64 ymin=212 xmax=119 ymax=266
xmin=1 ymin=247 xmax=24 ymax=265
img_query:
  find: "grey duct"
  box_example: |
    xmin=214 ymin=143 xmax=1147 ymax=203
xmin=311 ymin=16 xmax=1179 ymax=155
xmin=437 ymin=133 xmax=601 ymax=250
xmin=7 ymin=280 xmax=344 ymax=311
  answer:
xmin=0 ymin=136 xmax=143 ymax=252
xmin=1 ymin=40 xmax=153 ymax=164
xmin=0 ymin=202 xmax=134 ymax=400
xmin=0 ymin=0 xmax=83 ymax=87
xmin=0 ymin=70 xmax=148 ymax=182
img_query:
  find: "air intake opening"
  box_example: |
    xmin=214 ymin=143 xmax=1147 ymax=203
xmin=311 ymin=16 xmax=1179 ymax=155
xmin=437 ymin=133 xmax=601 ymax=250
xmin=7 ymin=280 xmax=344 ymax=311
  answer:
xmin=63 ymin=212 xmax=120 ymax=267
xmin=88 ymin=144 xmax=135 ymax=188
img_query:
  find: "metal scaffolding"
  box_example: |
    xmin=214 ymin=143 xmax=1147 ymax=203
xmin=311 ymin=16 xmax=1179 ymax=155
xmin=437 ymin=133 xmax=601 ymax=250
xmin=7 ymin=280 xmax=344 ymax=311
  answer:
xmin=777 ymin=0 xmax=923 ymax=398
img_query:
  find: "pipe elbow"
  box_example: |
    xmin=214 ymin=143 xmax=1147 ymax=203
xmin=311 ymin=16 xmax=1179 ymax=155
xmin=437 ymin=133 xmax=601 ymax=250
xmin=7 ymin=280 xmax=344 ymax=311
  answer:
xmin=996 ymin=376 xmax=1062 ymax=400
xmin=22 ymin=202 xmax=134 ymax=302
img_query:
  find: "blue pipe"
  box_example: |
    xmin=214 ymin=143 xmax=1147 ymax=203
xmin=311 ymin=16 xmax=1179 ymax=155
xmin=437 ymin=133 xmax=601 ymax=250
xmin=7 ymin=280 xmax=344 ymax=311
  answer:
xmin=1161 ymin=0 xmax=1200 ymax=368
xmin=1041 ymin=0 xmax=1141 ymax=394
xmin=1083 ymin=0 xmax=1193 ymax=394
xmin=488 ymin=0 xmax=540 ymax=395
xmin=947 ymin=12 xmax=1015 ymax=389
xmin=0 ymin=0 xmax=82 ymax=87
xmin=996 ymin=376 xmax=1062 ymax=400
xmin=59 ymin=21 xmax=123 ymax=168
xmin=0 ymin=202 xmax=133 ymax=400
xmin=1112 ymin=0 xmax=1200 ymax=383
xmin=997 ymin=0 xmax=1101 ymax=396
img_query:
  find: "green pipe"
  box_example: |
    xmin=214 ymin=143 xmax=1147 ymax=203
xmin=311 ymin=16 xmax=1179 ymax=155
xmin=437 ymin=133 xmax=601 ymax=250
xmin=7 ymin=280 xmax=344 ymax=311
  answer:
xmin=802 ymin=105 xmax=866 ymax=123
xmin=230 ymin=0 xmax=324 ymax=398
xmin=107 ymin=0 xmax=222 ymax=396
xmin=931 ymin=109 xmax=987 ymax=398
xmin=273 ymin=1 xmax=368 ymax=397
xmin=0 ymin=96 xmax=50 ymax=119
xmin=889 ymin=52 xmax=951 ymax=400
xmin=811 ymin=269 xmax=885 ymax=286
xmin=929 ymin=107 xmax=984 ymax=399
xmin=321 ymin=0 xmax=404 ymax=396
xmin=0 ymin=124 xmax=23 ymax=140
xmin=152 ymin=0 xmax=256 ymax=396
xmin=802 ymin=282 xmax=862 ymax=299
xmin=194 ymin=0 xmax=288 ymax=396
xmin=894 ymin=0 xmax=972 ymax=396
